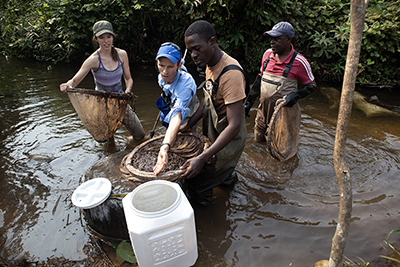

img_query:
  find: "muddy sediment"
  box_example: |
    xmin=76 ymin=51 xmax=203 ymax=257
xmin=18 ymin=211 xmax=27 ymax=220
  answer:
xmin=130 ymin=149 xmax=186 ymax=173
xmin=129 ymin=133 xmax=206 ymax=174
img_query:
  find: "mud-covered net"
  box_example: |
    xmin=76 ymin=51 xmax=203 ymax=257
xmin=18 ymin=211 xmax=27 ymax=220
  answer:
xmin=266 ymin=98 xmax=301 ymax=161
xmin=66 ymin=88 xmax=134 ymax=142
xmin=120 ymin=132 xmax=211 ymax=182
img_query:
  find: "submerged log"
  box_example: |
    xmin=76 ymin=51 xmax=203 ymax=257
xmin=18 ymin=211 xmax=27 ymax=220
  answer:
xmin=319 ymin=87 xmax=342 ymax=109
xmin=320 ymin=86 xmax=399 ymax=117
xmin=352 ymin=91 xmax=399 ymax=117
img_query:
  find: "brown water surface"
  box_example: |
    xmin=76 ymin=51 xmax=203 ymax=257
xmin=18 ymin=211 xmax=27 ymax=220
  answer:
xmin=0 ymin=57 xmax=399 ymax=266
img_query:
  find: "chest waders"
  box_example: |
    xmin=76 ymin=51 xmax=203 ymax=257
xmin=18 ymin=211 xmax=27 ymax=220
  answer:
xmin=122 ymin=104 xmax=146 ymax=140
xmin=185 ymin=66 xmax=247 ymax=206
xmin=254 ymin=52 xmax=300 ymax=142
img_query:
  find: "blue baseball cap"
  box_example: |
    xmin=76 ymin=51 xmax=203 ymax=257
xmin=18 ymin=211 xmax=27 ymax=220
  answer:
xmin=155 ymin=43 xmax=182 ymax=64
xmin=264 ymin=22 xmax=295 ymax=38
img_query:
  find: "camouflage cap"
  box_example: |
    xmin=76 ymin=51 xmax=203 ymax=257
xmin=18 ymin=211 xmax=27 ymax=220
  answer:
xmin=93 ymin=20 xmax=115 ymax=37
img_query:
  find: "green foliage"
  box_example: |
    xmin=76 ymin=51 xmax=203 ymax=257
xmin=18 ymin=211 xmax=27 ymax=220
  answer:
xmin=298 ymin=0 xmax=400 ymax=84
xmin=380 ymin=241 xmax=400 ymax=265
xmin=1 ymin=0 xmax=399 ymax=85
xmin=380 ymin=226 xmax=400 ymax=266
xmin=344 ymin=257 xmax=371 ymax=266
xmin=115 ymin=241 xmax=137 ymax=264
xmin=358 ymin=0 xmax=400 ymax=84
xmin=297 ymin=0 xmax=351 ymax=81
xmin=387 ymin=226 xmax=400 ymax=240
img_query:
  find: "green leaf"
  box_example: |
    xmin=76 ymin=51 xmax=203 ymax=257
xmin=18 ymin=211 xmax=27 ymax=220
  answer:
xmin=380 ymin=255 xmax=400 ymax=264
xmin=387 ymin=226 xmax=400 ymax=240
xmin=116 ymin=241 xmax=137 ymax=264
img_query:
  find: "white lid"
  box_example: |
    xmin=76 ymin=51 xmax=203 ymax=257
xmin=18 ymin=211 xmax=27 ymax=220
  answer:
xmin=71 ymin=178 xmax=112 ymax=209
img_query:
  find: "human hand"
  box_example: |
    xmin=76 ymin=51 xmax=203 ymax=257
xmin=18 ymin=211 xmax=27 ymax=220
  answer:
xmin=180 ymin=155 xmax=206 ymax=179
xmin=284 ymin=93 xmax=299 ymax=107
xmin=244 ymin=101 xmax=252 ymax=117
xmin=59 ymin=83 xmax=71 ymax=92
xmin=125 ymin=88 xmax=132 ymax=94
xmin=153 ymin=146 xmax=169 ymax=175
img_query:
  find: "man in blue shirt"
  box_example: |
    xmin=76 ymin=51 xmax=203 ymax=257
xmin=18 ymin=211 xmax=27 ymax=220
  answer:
xmin=153 ymin=42 xmax=199 ymax=175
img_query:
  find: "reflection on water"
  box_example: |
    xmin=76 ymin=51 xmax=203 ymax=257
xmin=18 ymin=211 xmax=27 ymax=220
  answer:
xmin=0 ymin=57 xmax=399 ymax=266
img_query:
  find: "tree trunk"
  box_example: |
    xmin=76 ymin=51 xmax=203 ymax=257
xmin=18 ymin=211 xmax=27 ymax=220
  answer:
xmin=328 ymin=0 xmax=368 ymax=266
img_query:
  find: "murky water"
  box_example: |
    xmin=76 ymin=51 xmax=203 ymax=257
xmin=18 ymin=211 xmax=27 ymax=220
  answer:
xmin=0 ymin=56 xmax=399 ymax=266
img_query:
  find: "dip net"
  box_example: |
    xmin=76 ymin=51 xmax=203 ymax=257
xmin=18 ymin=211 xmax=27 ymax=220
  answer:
xmin=120 ymin=132 xmax=211 ymax=182
xmin=266 ymin=98 xmax=301 ymax=161
xmin=66 ymin=88 xmax=133 ymax=142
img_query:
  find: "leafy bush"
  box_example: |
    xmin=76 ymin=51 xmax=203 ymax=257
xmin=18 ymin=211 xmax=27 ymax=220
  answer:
xmin=1 ymin=0 xmax=399 ymax=85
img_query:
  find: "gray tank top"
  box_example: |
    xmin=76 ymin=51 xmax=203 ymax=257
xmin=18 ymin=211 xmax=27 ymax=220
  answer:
xmin=91 ymin=51 xmax=123 ymax=93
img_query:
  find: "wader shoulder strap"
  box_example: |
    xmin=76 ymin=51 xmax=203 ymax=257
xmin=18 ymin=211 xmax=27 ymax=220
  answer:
xmin=283 ymin=51 xmax=298 ymax=77
xmin=262 ymin=53 xmax=272 ymax=72
xmin=162 ymin=91 xmax=172 ymax=106
xmin=262 ymin=51 xmax=299 ymax=77
xmin=212 ymin=64 xmax=250 ymax=99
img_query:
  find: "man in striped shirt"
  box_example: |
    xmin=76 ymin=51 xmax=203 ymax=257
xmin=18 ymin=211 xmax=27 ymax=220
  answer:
xmin=245 ymin=22 xmax=316 ymax=142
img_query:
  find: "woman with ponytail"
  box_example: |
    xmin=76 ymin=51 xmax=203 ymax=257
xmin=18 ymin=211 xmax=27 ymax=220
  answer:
xmin=60 ymin=20 xmax=145 ymax=141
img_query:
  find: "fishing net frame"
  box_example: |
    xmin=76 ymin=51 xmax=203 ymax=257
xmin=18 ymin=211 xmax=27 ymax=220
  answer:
xmin=266 ymin=98 xmax=301 ymax=161
xmin=120 ymin=132 xmax=211 ymax=182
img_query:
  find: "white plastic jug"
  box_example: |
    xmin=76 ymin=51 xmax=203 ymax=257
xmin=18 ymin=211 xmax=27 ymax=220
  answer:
xmin=122 ymin=180 xmax=198 ymax=267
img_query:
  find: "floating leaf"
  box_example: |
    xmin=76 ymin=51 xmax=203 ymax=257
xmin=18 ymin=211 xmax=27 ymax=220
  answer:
xmin=116 ymin=241 xmax=137 ymax=264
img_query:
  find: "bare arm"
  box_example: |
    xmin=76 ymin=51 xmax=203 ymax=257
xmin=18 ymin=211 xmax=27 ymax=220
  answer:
xmin=180 ymin=100 xmax=243 ymax=179
xmin=59 ymin=54 xmax=98 ymax=92
xmin=153 ymin=112 xmax=182 ymax=175
xmin=119 ymin=49 xmax=134 ymax=94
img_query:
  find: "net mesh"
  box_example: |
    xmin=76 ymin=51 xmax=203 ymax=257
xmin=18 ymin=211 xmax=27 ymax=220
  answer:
xmin=266 ymin=98 xmax=301 ymax=161
xmin=66 ymin=88 xmax=132 ymax=142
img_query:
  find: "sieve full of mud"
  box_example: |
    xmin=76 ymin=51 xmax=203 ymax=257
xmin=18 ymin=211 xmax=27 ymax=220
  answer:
xmin=120 ymin=132 xmax=211 ymax=182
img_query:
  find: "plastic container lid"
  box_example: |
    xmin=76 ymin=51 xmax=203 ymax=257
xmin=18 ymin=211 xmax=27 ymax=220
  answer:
xmin=71 ymin=178 xmax=112 ymax=209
